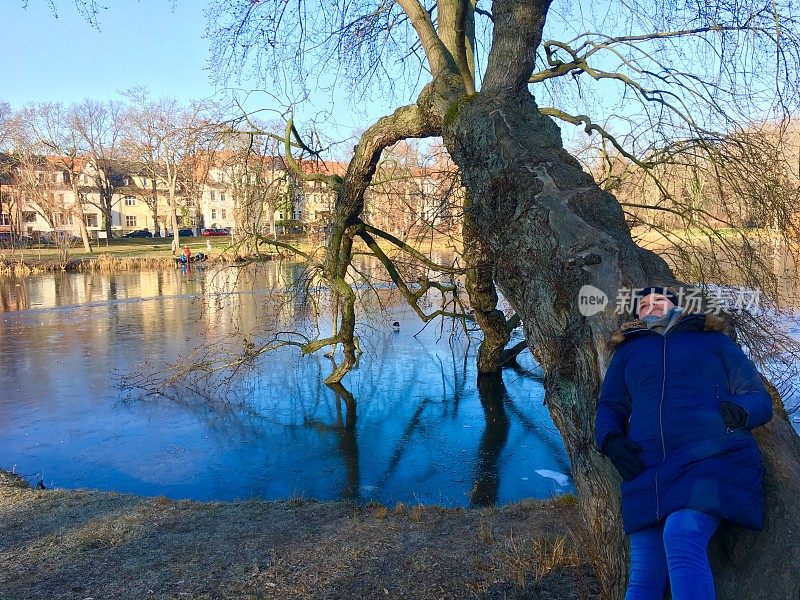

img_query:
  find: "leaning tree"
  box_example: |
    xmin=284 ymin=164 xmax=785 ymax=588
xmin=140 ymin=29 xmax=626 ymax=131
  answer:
xmin=56 ymin=0 xmax=800 ymax=596
xmin=204 ymin=0 xmax=800 ymax=596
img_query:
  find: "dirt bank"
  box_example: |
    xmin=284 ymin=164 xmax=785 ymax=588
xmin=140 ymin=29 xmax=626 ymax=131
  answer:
xmin=0 ymin=474 xmax=598 ymax=599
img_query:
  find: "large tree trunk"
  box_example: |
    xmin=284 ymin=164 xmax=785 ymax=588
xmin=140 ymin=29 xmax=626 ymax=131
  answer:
xmin=443 ymin=89 xmax=800 ymax=599
xmin=102 ymin=193 xmax=114 ymax=239
xmin=73 ymin=200 xmax=92 ymax=253
xmin=710 ymin=386 xmax=800 ymax=599
xmin=170 ymin=206 xmax=180 ymax=248
xmin=299 ymin=0 xmax=799 ymax=591
xmin=463 ymin=191 xmax=513 ymax=375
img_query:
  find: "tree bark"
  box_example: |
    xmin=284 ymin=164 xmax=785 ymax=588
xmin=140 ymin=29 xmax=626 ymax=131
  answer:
xmin=103 ymin=204 xmax=113 ymax=238
xmin=73 ymin=198 xmax=92 ymax=253
xmin=443 ymin=88 xmax=800 ymax=599
xmin=710 ymin=385 xmax=800 ymax=599
xmin=463 ymin=190 xmax=512 ymax=375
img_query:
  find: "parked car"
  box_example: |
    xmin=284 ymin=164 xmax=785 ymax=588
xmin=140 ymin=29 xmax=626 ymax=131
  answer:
xmin=0 ymin=233 xmax=35 ymax=248
xmin=41 ymin=231 xmax=81 ymax=244
xmin=123 ymin=229 xmax=153 ymax=238
xmin=201 ymin=228 xmax=227 ymax=236
xmin=166 ymin=228 xmax=195 ymax=237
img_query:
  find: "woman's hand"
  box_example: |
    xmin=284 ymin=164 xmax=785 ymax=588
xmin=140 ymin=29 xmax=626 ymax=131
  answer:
xmin=718 ymin=401 xmax=748 ymax=431
xmin=603 ymin=433 xmax=644 ymax=481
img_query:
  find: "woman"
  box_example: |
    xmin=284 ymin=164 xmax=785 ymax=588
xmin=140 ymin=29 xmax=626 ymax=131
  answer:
xmin=595 ymin=286 xmax=773 ymax=600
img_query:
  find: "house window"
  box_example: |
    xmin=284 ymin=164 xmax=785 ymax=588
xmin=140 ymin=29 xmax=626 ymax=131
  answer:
xmin=279 ymin=212 xmax=284 ymax=220
xmin=79 ymin=193 xmax=87 ymax=202
xmin=142 ymin=177 xmax=148 ymax=187
xmin=124 ymin=197 xmax=136 ymax=206
xmin=63 ymin=171 xmax=70 ymax=184
xmin=23 ymin=212 xmax=37 ymax=223
xmin=210 ymin=190 xmax=216 ymax=202
xmin=221 ymin=209 xmax=227 ymax=220
xmin=211 ymin=209 xmax=217 ymax=220
xmin=125 ymin=215 xmax=137 ymax=227
xmin=57 ymin=194 xmax=64 ymax=203
xmin=0 ymin=214 xmax=10 ymax=226
xmin=51 ymin=173 xmax=58 ymax=183
xmin=83 ymin=214 xmax=98 ymax=228
xmin=82 ymin=174 xmax=88 ymax=184
xmin=55 ymin=213 xmax=73 ymax=226
xmin=220 ymin=192 xmax=226 ymax=203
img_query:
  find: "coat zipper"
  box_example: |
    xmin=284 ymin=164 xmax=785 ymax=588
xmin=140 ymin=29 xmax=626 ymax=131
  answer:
xmin=656 ymin=335 xmax=667 ymax=521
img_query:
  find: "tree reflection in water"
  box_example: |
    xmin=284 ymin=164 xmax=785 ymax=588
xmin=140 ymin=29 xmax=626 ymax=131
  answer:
xmin=303 ymin=382 xmax=360 ymax=500
xmin=0 ymin=267 xmax=577 ymax=504
xmin=470 ymin=374 xmax=510 ymax=506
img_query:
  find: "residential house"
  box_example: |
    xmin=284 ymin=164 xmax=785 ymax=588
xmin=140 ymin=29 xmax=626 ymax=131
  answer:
xmin=295 ymin=160 xmax=347 ymax=232
xmin=8 ymin=155 xmax=104 ymax=238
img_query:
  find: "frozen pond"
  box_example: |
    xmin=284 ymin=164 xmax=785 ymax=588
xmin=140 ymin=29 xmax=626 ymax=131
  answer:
xmin=0 ymin=264 xmax=574 ymax=505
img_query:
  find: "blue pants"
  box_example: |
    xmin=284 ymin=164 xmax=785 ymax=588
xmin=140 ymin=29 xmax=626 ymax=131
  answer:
xmin=625 ymin=509 xmax=721 ymax=600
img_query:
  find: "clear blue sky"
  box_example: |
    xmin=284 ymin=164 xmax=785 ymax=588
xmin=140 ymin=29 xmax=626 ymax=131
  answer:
xmin=0 ymin=0 xmax=389 ymax=149
xmin=1 ymin=1 xmax=214 ymax=107
xmin=4 ymin=0 xmax=711 ymax=155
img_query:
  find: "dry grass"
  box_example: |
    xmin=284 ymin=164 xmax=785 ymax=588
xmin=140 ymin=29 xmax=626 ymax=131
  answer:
xmin=0 ymin=255 xmax=176 ymax=276
xmin=78 ymin=254 xmax=176 ymax=272
xmin=0 ymin=477 xmax=599 ymax=600
xmin=0 ymin=260 xmax=43 ymax=276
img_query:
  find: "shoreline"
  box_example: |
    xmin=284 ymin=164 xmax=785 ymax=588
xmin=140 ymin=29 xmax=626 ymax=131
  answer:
xmin=0 ymin=234 xmax=462 ymax=277
xmin=0 ymin=471 xmax=598 ymax=599
xmin=0 ymin=252 xmax=285 ymax=276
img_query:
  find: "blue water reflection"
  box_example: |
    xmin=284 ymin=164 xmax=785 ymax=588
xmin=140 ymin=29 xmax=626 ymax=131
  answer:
xmin=0 ymin=267 xmax=573 ymax=505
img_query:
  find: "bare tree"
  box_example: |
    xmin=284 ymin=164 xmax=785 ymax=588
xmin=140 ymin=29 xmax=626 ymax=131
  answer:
xmin=122 ymin=90 xmax=221 ymax=245
xmin=0 ymin=103 xmax=14 ymax=235
xmin=22 ymin=102 xmax=95 ymax=252
xmin=0 ymin=101 xmax=11 ymax=149
xmin=204 ymin=0 xmax=800 ymax=597
xmin=119 ymin=89 xmax=167 ymax=233
xmin=6 ymin=135 xmax=75 ymax=268
xmin=72 ymin=99 xmax=126 ymax=239
xmin=214 ymin=127 xmax=292 ymax=257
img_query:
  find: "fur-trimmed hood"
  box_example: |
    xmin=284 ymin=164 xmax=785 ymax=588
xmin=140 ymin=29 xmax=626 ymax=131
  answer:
xmin=608 ymin=312 xmax=728 ymax=350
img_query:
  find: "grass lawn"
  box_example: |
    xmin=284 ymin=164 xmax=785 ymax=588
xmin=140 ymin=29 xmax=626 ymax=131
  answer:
xmin=1 ymin=233 xmax=462 ymax=265
xmin=0 ymin=236 xmax=320 ymax=262
xmin=0 ymin=472 xmax=598 ymax=600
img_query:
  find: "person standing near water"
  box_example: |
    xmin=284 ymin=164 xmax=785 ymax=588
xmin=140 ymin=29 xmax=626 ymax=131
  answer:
xmin=171 ymin=238 xmax=178 ymax=255
xmin=595 ymin=286 xmax=772 ymax=600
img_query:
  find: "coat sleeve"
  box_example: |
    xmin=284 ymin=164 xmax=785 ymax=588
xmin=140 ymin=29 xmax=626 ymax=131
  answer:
xmin=714 ymin=333 xmax=773 ymax=429
xmin=594 ymin=349 xmax=631 ymax=454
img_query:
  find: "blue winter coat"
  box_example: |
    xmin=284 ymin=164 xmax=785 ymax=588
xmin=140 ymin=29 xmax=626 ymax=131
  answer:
xmin=594 ymin=312 xmax=773 ymax=534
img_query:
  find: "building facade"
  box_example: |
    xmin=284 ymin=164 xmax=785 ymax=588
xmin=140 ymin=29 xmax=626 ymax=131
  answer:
xmin=0 ymin=152 xmax=462 ymax=240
